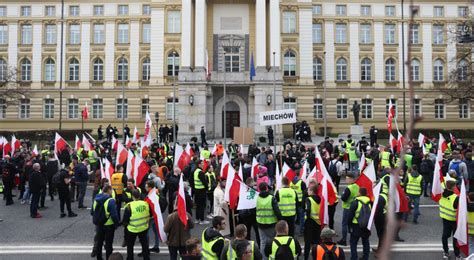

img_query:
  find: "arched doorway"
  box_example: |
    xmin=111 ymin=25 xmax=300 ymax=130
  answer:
xmin=222 ymin=101 xmax=240 ymax=138
xmin=214 ymin=94 xmax=248 ymax=138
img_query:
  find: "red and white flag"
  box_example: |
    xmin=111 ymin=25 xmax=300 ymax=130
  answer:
xmin=224 ymin=163 xmax=241 ymax=210
xmin=355 ymin=161 xmax=377 ymax=201
xmin=132 ymin=127 xmax=140 ymax=144
xmin=2 ymin=137 xmax=11 ymax=157
xmin=0 ymin=136 xmax=4 ymax=151
xmin=389 ymin=133 xmax=397 ymax=153
xmin=368 ymin=182 xmax=383 ymax=229
xmin=431 ymin=140 xmax=445 ymax=202
xmin=389 ymin=173 xmax=409 ymax=213
xmin=237 ymin=180 xmax=259 ymax=210
xmin=177 ymin=174 xmax=188 ymax=227
xmin=306 ymin=166 xmax=317 ymax=186
xmin=75 ymin=135 xmax=82 ymax=151
xmin=211 ymin=144 xmax=217 ymax=156
xmin=82 ymin=135 xmax=93 ymax=152
xmin=450 ymin=133 xmax=458 ymax=146
xmin=126 ymin=150 xmax=135 ymax=180
xmin=54 ymin=133 xmax=69 ymax=155
xmin=397 ymin=131 xmax=404 ymax=154
xmin=82 ymin=102 xmax=89 ymax=120
xmin=275 ymin=163 xmax=282 ymax=191
xmin=11 ymin=135 xmax=20 ymax=155
xmin=111 ymin=136 xmax=119 ymax=151
xmin=125 ymin=135 xmax=132 ymax=149
xmin=185 ymin=143 xmax=194 ymax=157
xmin=417 ymin=133 xmax=426 ymax=147
xmin=32 ymin=145 xmax=38 ymax=157
xmin=439 ymin=134 xmax=448 ymax=153
xmin=116 ymin=142 xmax=128 ymax=167
xmin=250 ymin=157 xmax=259 ymax=179
xmin=134 ymin=155 xmax=150 ymax=187
xmin=299 ymin=160 xmax=308 ymax=184
xmin=85 ymin=132 xmax=96 ymax=144
xmin=220 ymin=151 xmax=231 ymax=180
xmin=282 ymin=162 xmax=296 ymax=183
xmin=319 ymin=175 xmax=330 ymax=226
xmin=387 ymin=100 xmax=395 ymax=133
xmin=100 ymin=158 xmax=113 ymax=182
xmin=315 ymin=149 xmax=338 ymax=225
xmin=358 ymin=152 xmax=366 ymax=173
xmin=143 ymin=111 xmax=153 ymax=147
xmin=174 ymin=144 xmax=191 ymax=171
xmin=454 ymin=179 xmax=469 ymax=256
xmin=145 ymin=188 xmax=167 ymax=242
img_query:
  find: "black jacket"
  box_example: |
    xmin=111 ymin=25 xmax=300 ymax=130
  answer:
xmin=203 ymin=227 xmax=225 ymax=258
xmin=29 ymin=170 xmax=45 ymax=193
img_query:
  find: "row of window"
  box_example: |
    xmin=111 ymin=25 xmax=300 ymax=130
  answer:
xmin=284 ymin=98 xmax=470 ymax=120
xmin=311 ymin=5 xmax=469 ymax=18
xmin=0 ymin=98 xmax=178 ymax=121
xmin=312 ymin=23 xmax=446 ymax=45
xmin=0 ymin=4 xmax=151 ymax=18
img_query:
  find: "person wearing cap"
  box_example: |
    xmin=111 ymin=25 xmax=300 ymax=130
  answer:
xmin=311 ymin=227 xmax=345 ymax=260
xmin=439 ymin=179 xmax=460 ymax=259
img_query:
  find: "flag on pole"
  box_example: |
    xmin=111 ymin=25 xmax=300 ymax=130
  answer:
xmin=75 ymin=135 xmax=82 ymax=151
xmin=358 ymin=152 xmax=366 ymax=174
xmin=82 ymin=102 xmax=89 ymax=120
xmin=315 ymin=148 xmax=338 ymax=205
xmin=185 ymin=143 xmax=194 ymax=157
xmin=389 ymin=133 xmax=397 ymax=153
xmin=126 ymin=150 xmax=135 ymax=180
xmin=387 ymin=100 xmax=395 ymax=133
xmin=54 ymin=133 xmax=69 ymax=156
xmin=454 ymin=179 xmax=469 ymax=256
xmin=431 ymin=142 xmax=445 ymax=202
xmin=250 ymin=157 xmax=259 ymax=179
xmin=389 ymin=172 xmax=409 ymax=213
xmin=11 ymin=135 xmax=20 ymax=155
xmin=319 ymin=176 xmax=330 ymax=226
xmin=177 ymin=174 xmax=188 ymax=228
xmin=224 ymin=163 xmax=242 ymax=210
xmin=299 ymin=160 xmax=308 ymax=184
xmin=174 ymin=144 xmax=191 ymax=171
xmin=450 ymin=133 xmax=457 ymax=146
xmin=282 ymin=162 xmax=296 ymax=182
xmin=134 ymin=155 xmax=150 ymax=187
xmin=397 ymin=131 xmax=404 ymax=154
xmin=125 ymin=135 xmax=132 ymax=149
xmin=32 ymin=145 xmax=38 ymax=157
xmin=306 ymin=166 xmax=317 ymax=186
xmin=116 ymin=142 xmax=128 ymax=167
xmin=103 ymin=158 xmax=113 ymax=182
xmin=275 ymin=163 xmax=282 ymax=191
xmin=250 ymin=52 xmax=256 ymax=81
xmin=85 ymin=132 xmax=97 ymax=144
xmin=132 ymin=126 xmax=139 ymax=144
xmin=439 ymin=134 xmax=448 ymax=153
xmin=2 ymin=137 xmax=11 ymax=158
xmin=211 ymin=144 xmax=217 ymax=156
xmin=367 ymin=182 xmax=383 ymax=229
xmin=111 ymin=136 xmax=119 ymax=151
xmin=145 ymin=188 xmax=167 ymax=242
xmin=355 ymin=161 xmax=377 ymax=201
xmin=220 ymin=151 xmax=231 ymax=180
xmin=143 ymin=111 xmax=153 ymax=147
xmin=82 ymin=135 xmax=92 ymax=152
xmin=237 ymin=180 xmax=259 ymax=210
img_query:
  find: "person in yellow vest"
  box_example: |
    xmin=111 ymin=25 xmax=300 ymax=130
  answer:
xmin=123 ymin=189 xmax=152 ymax=260
xmin=111 ymin=165 xmax=127 ymax=219
xmin=348 ymin=144 xmax=359 ymax=173
xmin=88 ymin=148 xmax=99 ymax=172
xmin=380 ymin=149 xmax=394 ymax=169
xmin=200 ymin=145 xmax=211 ymax=160
xmin=347 ymin=187 xmax=372 ymax=260
xmin=303 ymin=184 xmax=321 ymax=260
xmin=274 ymin=177 xmax=298 ymax=236
xmin=202 ymin=216 xmax=226 ymax=259
xmin=256 ymin=182 xmax=279 ymax=260
xmin=311 ymin=227 xmax=345 ymax=260
xmin=91 ymin=184 xmax=119 ymax=260
xmin=338 ymin=173 xmax=359 ymax=246
xmin=439 ymin=180 xmax=460 ymax=259
xmin=264 ymin=220 xmax=301 ymax=259
xmin=193 ymin=160 xmax=209 ymax=224
xmin=403 ymin=165 xmax=423 ymax=224
xmin=122 ymin=179 xmax=141 ymax=206
xmin=221 ymin=224 xmax=262 ymax=260
xmin=466 ymin=192 xmax=474 ymax=254
xmin=290 ymin=175 xmax=307 ymax=234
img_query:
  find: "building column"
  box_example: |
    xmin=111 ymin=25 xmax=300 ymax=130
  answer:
xmin=151 ymin=5 xmax=165 ymax=84
xmin=349 ymin=22 xmax=359 ymax=87
xmin=269 ymin=0 xmax=280 ymax=68
xmin=129 ymin=20 xmax=140 ymax=86
xmin=32 ymin=22 xmax=42 ymax=86
xmin=7 ymin=23 xmax=18 ymax=69
xmin=181 ymin=0 xmax=192 ymax=69
xmin=422 ymin=23 xmax=432 ymax=84
xmin=374 ymin=22 xmax=384 ymax=84
xmin=104 ymin=21 xmax=115 ymax=87
xmin=80 ymin=22 xmax=90 ymax=88
xmin=194 ymin=0 xmax=207 ymax=70
xmin=255 ymin=0 xmax=266 ymax=68
xmin=298 ymin=6 xmax=313 ymax=84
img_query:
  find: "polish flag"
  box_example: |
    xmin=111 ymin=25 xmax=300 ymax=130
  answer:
xmin=202 ymin=159 xmax=209 ymax=172
xmin=431 ymin=139 xmax=445 ymax=202
xmin=99 ymin=158 xmax=106 ymax=180
xmin=54 ymin=133 xmax=69 ymax=155
xmin=319 ymin=175 xmax=330 ymax=226
xmin=358 ymin=152 xmax=366 ymax=173
xmin=140 ymin=142 xmax=150 ymax=159
xmin=177 ymin=174 xmax=188 ymax=227
xmin=82 ymin=135 xmax=93 ymax=152
xmin=239 ymin=144 xmax=245 ymax=155
xmin=185 ymin=143 xmax=194 ymax=157
xmin=355 ymin=161 xmax=377 ymax=201
xmin=11 ymin=135 xmax=20 ymax=155
xmin=0 ymin=136 xmax=4 ymax=151
xmin=100 ymin=158 xmax=113 ymax=182
xmin=389 ymin=172 xmax=409 ymax=213
xmin=145 ymin=188 xmax=167 ymax=242
xmin=454 ymin=179 xmax=469 ymax=256
xmin=282 ymin=162 xmax=296 ymax=183
xmin=143 ymin=111 xmax=153 ymax=147
xmin=32 ymin=145 xmax=38 ymax=157
xmin=211 ymin=144 xmax=217 ymax=156
xmin=85 ymin=132 xmax=97 ymax=144
xmin=389 ymin=133 xmax=397 ymax=153
xmin=132 ymin=127 xmax=139 ymax=144
xmin=439 ymin=134 xmax=448 ymax=153
xmin=367 ymin=182 xmax=383 ymax=229
xmin=2 ymin=137 xmax=11 ymax=157
xmin=224 ymin=163 xmax=242 ymax=210
xmin=125 ymin=135 xmax=132 ymax=149
xmin=305 ymin=166 xmax=317 ymax=186
xmin=116 ymin=142 xmax=128 ymax=167
xmin=450 ymin=133 xmax=457 ymax=146
xmin=387 ymin=100 xmax=395 ymax=133
xmin=220 ymin=151 xmax=231 ymax=180
xmin=299 ymin=160 xmax=308 ymax=184
xmin=111 ymin=136 xmax=119 ymax=151
xmin=134 ymin=155 xmax=150 ymax=188
xmin=250 ymin=157 xmax=259 ymax=179
xmin=417 ymin=133 xmax=426 ymax=147
xmin=315 ymin=148 xmax=338 ymax=206
xmin=82 ymin=102 xmax=89 ymax=120
xmin=75 ymin=135 xmax=82 ymax=151
xmin=397 ymin=131 xmax=405 ymax=154
xmin=174 ymin=144 xmax=191 ymax=171
xmin=126 ymin=150 xmax=135 ymax=180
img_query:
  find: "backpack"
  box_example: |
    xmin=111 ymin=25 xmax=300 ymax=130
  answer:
xmin=357 ymin=201 xmax=371 ymax=229
xmin=449 ymin=161 xmax=461 ymax=178
xmin=420 ymin=160 xmax=430 ymax=175
xmin=320 ymin=244 xmax=338 ymax=260
xmin=328 ymin=161 xmax=338 ymax=179
xmin=93 ymin=198 xmax=111 ymax=226
xmin=273 ymin=237 xmax=294 ymax=259
xmin=52 ymin=172 xmax=62 ymax=188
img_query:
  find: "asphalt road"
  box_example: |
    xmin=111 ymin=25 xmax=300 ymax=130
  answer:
xmin=0 ymin=185 xmax=461 ymax=259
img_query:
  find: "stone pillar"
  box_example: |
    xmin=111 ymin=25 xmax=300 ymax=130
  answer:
xmin=104 ymin=21 xmax=115 ymax=88
xmin=151 ymin=5 xmax=165 ymax=85
xmin=298 ymin=6 xmax=313 ymax=84
xmin=129 ymin=20 xmax=140 ymax=86
xmin=255 ymin=0 xmax=266 ymax=68
xmin=32 ymin=22 xmax=42 ymax=86
xmin=80 ymin=22 xmax=90 ymax=88
xmin=181 ymin=0 xmax=192 ymax=69
xmin=269 ymin=0 xmax=280 ymax=67
xmin=194 ymin=0 xmax=207 ymax=70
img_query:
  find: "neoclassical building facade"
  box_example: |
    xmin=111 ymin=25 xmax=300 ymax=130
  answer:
xmin=0 ymin=0 xmax=472 ymax=138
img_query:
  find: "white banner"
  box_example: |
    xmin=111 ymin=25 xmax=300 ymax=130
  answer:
xmin=259 ymin=109 xmax=297 ymax=126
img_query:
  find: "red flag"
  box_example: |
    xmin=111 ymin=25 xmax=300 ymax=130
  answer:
xmin=54 ymin=133 xmax=68 ymax=155
xmin=395 ymin=182 xmax=409 ymax=213
xmin=282 ymin=162 xmax=296 ymax=183
xmin=397 ymin=131 xmax=404 ymax=154
xmin=82 ymin=135 xmax=92 ymax=152
xmin=125 ymin=150 xmax=135 ymax=180
xmin=125 ymin=135 xmax=132 ymax=149
xmin=75 ymin=135 xmax=82 ymax=151
xmin=143 ymin=111 xmax=153 ymax=147
xmin=439 ymin=134 xmax=448 ymax=153
xmin=318 ymin=176 xmax=330 ymax=226
xmin=177 ymin=174 xmax=188 ymax=227
xmin=224 ymin=163 xmax=242 ymax=210
xmin=134 ymin=155 xmax=150 ymax=187
xmin=455 ymin=179 xmax=469 ymax=256
xmin=0 ymin=137 xmax=4 ymax=151
xmin=132 ymin=127 xmax=140 ymax=144
xmin=2 ymin=138 xmax=11 ymax=158
xmin=220 ymin=151 xmax=231 ymax=180
xmin=389 ymin=133 xmax=397 ymax=153
xmin=202 ymin=159 xmax=209 ymax=172
xmin=355 ymin=161 xmax=377 ymax=201
xmin=174 ymin=144 xmax=191 ymax=171
xmin=185 ymin=143 xmax=194 ymax=157
xmin=32 ymin=145 xmax=38 ymax=157
xmin=315 ymin=149 xmax=338 ymax=205
xmin=82 ymin=102 xmax=89 ymax=120
xmin=111 ymin=136 xmax=119 ymax=151
xmin=100 ymin=158 xmax=113 ymax=182
xmin=116 ymin=142 xmax=128 ymax=167
xmin=145 ymin=188 xmax=167 ymax=242
xmin=11 ymin=135 xmax=20 ymax=155
xmin=431 ymin=143 xmax=445 ymax=202
xmin=387 ymin=100 xmax=395 ymax=133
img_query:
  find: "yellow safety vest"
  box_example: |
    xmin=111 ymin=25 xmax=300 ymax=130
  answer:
xmin=468 ymin=211 xmax=474 ymax=235
xmin=348 ymin=147 xmax=358 ymax=162
xmin=127 ymin=200 xmax=150 ymax=233
xmin=277 ymin=187 xmax=297 ymax=217
xmin=306 ymin=196 xmax=320 ymax=224
xmin=380 ymin=193 xmax=388 ymax=214
xmin=227 ymin=240 xmax=255 ymax=260
xmin=270 ymin=236 xmax=297 ymax=259
xmin=289 ymin=180 xmax=303 ymax=202
xmin=381 ymin=174 xmax=390 ymax=194
xmin=201 ymin=228 xmax=224 ymax=260
xmin=205 ymin=172 xmax=216 ymax=191
xmin=92 ymin=197 xmax=115 ymax=226
xmin=194 ymin=168 xmax=205 ymax=190
xmin=381 ymin=151 xmax=391 ymax=168
xmin=439 ymin=194 xmax=458 ymax=221
xmin=256 ymin=195 xmax=277 ymax=225
xmin=352 ymin=196 xmax=371 ymax=224
xmin=111 ymin=173 xmax=124 ymax=195
xmin=424 ymin=143 xmax=432 ymax=154
xmin=345 ymin=140 xmax=355 ymax=151
xmin=88 ymin=150 xmax=97 ymax=164
xmin=406 ymin=174 xmax=422 ymax=196
xmin=342 ymin=184 xmax=359 ymax=209
xmin=201 ymin=150 xmax=211 ymax=160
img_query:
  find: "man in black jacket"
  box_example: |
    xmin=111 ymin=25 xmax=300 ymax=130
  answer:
xmin=29 ymin=163 xmax=45 ymax=218
xmin=45 ymin=153 xmax=58 ymax=201
xmin=1 ymin=156 xmax=16 ymax=206
xmin=58 ymin=169 xmax=77 ymax=218
xmin=164 ymin=167 xmax=180 ymax=214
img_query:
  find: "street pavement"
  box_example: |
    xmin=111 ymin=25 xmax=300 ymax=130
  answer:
xmin=0 ymin=184 xmax=461 ymax=259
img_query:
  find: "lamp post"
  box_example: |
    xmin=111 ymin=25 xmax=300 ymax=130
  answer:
xmin=272 ymin=51 xmax=276 ymax=153
xmin=58 ymin=0 xmax=64 ymax=130
xmin=154 ymin=112 xmax=159 ymax=141
xmin=323 ymin=51 xmax=327 ymax=138
xmin=223 ymin=51 xmax=227 ymax=148
xmin=401 ymin=0 xmax=407 ymax=132
xmin=172 ymin=51 xmax=177 ymax=148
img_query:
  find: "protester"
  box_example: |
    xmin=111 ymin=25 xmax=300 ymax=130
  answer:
xmin=201 ymin=216 xmax=226 ymax=259
xmin=311 ymin=227 xmax=345 ymax=260
xmin=164 ymin=198 xmax=195 ymax=260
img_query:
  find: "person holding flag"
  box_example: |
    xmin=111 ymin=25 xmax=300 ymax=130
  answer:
xmin=439 ymin=179 xmax=460 ymax=259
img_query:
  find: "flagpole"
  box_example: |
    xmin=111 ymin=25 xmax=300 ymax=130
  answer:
xmin=81 ymin=113 xmax=84 ymax=132
xmin=272 ymin=52 xmax=276 ymax=154
xmin=223 ymin=51 xmax=227 ymax=148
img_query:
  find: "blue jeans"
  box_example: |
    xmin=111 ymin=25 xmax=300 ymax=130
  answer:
xmin=22 ymin=186 xmax=30 ymax=201
xmin=407 ymin=195 xmax=420 ymax=222
xmin=296 ymin=206 xmax=305 ymax=233
xmin=350 ymin=232 xmax=370 ymax=260
xmin=149 ymin=219 xmax=160 ymax=248
xmin=30 ymin=192 xmax=40 ymax=217
xmin=76 ymin=181 xmax=87 ymax=207
xmin=341 ymin=208 xmax=350 ymax=241
xmin=350 ymin=161 xmax=359 ymax=173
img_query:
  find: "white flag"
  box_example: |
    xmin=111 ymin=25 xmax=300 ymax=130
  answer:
xmin=237 ymin=180 xmax=259 ymax=210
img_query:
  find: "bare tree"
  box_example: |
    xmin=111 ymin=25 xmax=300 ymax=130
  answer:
xmin=0 ymin=66 xmax=31 ymax=108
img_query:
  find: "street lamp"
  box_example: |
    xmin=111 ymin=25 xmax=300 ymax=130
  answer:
xmin=266 ymin=95 xmax=272 ymax=106
xmin=323 ymin=52 xmax=327 ymax=138
xmin=154 ymin=112 xmax=159 ymax=141
xmin=58 ymin=0 xmax=64 ymax=130
xmin=188 ymin=95 xmax=194 ymax=106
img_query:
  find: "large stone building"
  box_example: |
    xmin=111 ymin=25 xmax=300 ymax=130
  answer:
xmin=0 ymin=0 xmax=472 ymax=139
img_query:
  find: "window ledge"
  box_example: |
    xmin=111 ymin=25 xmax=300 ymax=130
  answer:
xmin=360 ymin=80 xmax=375 ymax=83
xmin=91 ymin=43 xmax=106 ymax=46
xmin=384 ymin=80 xmax=399 ymax=84
xmin=335 ymin=80 xmax=350 ymax=83
xmin=383 ymin=43 xmax=398 ymax=46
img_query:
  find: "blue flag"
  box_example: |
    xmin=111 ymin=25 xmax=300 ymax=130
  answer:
xmin=250 ymin=52 xmax=256 ymax=81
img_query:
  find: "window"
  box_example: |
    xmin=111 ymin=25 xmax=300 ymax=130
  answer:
xmin=433 ymin=25 xmax=444 ymax=44
xmin=336 ymin=99 xmax=348 ymax=119
xmin=313 ymin=99 xmax=323 ymax=119
xmin=44 ymin=58 xmax=55 ymax=81
xmin=69 ymin=24 xmax=80 ymax=44
xmin=21 ymin=24 xmax=32 ymax=44
xmin=361 ymin=99 xmax=373 ymax=119
xmin=413 ymin=99 xmax=422 ymax=118
xmin=44 ymin=99 xmax=54 ymax=119
xmin=19 ymin=99 xmax=30 ymax=119
xmin=434 ymin=6 xmax=444 ymax=17
xmin=458 ymin=7 xmax=468 ymax=17
xmin=459 ymin=99 xmax=469 ymax=119
xmin=282 ymin=11 xmax=296 ymax=34
xmin=335 ymin=23 xmax=347 ymax=43
xmin=167 ymin=11 xmax=181 ymax=33
xmin=385 ymin=6 xmax=395 ymax=17
xmin=336 ymin=5 xmax=346 ymax=16
xmin=0 ymin=24 xmax=7 ymax=44
xmin=21 ymin=6 xmax=31 ymax=17
xmin=385 ymin=99 xmax=397 ymax=118
xmin=0 ymin=99 xmax=5 ymax=118
xmin=20 ymin=58 xmax=31 ymax=81
xmin=360 ymin=24 xmax=371 ymax=44
xmin=458 ymin=59 xmax=469 ymax=81
xmin=117 ymin=99 xmax=128 ymax=119
xmin=93 ymin=24 xmax=104 ymax=44
xmin=312 ymin=5 xmax=322 ymax=15
xmin=385 ymin=58 xmax=396 ymax=81
xmin=68 ymin=58 xmax=79 ymax=81
xmin=143 ymin=5 xmax=151 ymax=15
xmin=0 ymin=59 xmax=6 ymax=81
xmin=68 ymin=98 xmax=78 ymax=119
xmin=118 ymin=5 xmax=129 ymax=15
xmin=224 ymin=47 xmax=240 ymax=73
xmin=410 ymin=59 xmax=421 ymax=81
xmin=166 ymin=98 xmax=179 ymax=120
xmin=117 ymin=23 xmax=129 ymax=44
xmin=92 ymin=98 xmax=103 ymax=119
xmin=142 ymin=57 xmax=150 ymax=81
xmin=361 ymin=5 xmax=371 ymax=16
xmin=93 ymin=58 xmax=103 ymax=81
xmin=167 ymin=52 xmax=180 ymax=76
xmin=117 ymin=57 xmax=128 ymax=81
xmin=409 ymin=24 xmax=419 ymax=44
xmin=93 ymin=5 xmax=104 ymax=16
xmin=313 ymin=58 xmax=323 ymax=81
xmin=0 ymin=6 xmax=6 ymax=17
xmin=385 ymin=24 xmax=396 ymax=44
xmin=283 ymin=51 xmax=296 ymax=76
xmin=312 ymin=24 xmax=322 ymax=43
xmin=433 ymin=59 xmax=444 ymax=82
xmin=360 ymin=58 xmax=372 ymax=81
xmin=434 ymin=99 xmax=445 ymax=119
xmin=283 ymin=97 xmax=297 ymax=110
xmin=141 ymin=99 xmax=149 ymax=119
xmin=69 ymin=6 xmax=79 ymax=16
xmin=45 ymin=6 xmax=55 ymax=17
xmin=142 ymin=23 xmax=151 ymax=43
xmin=45 ymin=24 xmax=56 ymax=44
xmin=336 ymin=58 xmax=347 ymax=81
